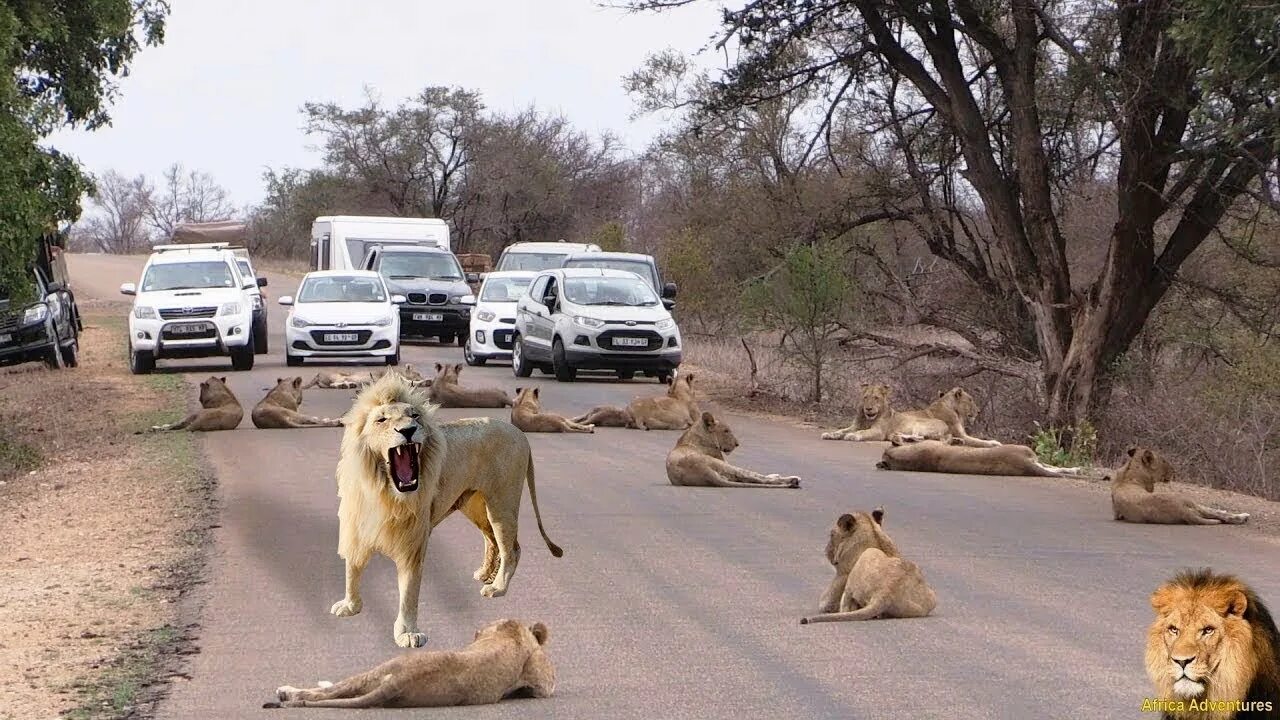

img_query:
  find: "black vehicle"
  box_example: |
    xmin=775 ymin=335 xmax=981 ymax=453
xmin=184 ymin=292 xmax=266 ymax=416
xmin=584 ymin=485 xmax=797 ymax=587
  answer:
xmin=0 ymin=235 xmax=81 ymax=369
xmin=361 ymin=245 xmax=479 ymax=346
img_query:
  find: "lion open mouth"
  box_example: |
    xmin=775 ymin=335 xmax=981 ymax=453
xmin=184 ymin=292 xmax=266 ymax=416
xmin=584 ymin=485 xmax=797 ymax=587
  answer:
xmin=387 ymin=444 xmax=420 ymax=493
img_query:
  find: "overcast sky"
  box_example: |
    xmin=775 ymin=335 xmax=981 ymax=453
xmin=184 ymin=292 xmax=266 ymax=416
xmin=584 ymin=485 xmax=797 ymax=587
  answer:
xmin=49 ymin=0 xmax=725 ymax=208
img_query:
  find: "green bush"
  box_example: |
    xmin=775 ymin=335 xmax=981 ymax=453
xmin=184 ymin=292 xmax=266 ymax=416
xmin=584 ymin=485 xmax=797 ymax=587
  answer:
xmin=1030 ymin=421 xmax=1097 ymax=469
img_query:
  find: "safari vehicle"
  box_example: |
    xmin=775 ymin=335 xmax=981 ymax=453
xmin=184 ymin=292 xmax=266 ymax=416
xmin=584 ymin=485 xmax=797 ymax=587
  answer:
xmin=493 ymin=240 xmax=600 ymax=273
xmin=170 ymin=223 xmax=270 ymax=354
xmin=311 ymin=215 xmax=451 ymax=271
xmin=362 ymin=244 xmax=477 ymax=346
xmin=561 ymin=251 xmax=678 ymax=310
xmin=0 ymin=234 xmax=82 ymax=370
xmin=121 ymin=244 xmax=263 ymax=374
xmin=279 ymin=271 xmax=403 ymax=366
xmin=512 ymin=267 xmax=682 ymax=382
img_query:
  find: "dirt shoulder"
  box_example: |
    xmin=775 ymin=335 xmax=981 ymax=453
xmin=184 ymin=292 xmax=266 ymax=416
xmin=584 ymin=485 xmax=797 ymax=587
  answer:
xmin=0 ymin=313 xmax=216 ymax=720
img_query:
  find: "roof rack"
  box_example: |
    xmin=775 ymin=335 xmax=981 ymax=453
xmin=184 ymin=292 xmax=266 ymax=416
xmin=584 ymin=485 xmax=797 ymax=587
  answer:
xmin=152 ymin=243 xmax=240 ymax=252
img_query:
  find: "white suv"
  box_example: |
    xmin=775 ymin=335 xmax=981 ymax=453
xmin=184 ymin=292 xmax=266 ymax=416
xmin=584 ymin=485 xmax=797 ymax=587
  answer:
xmin=120 ymin=245 xmax=258 ymax=374
xmin=512 ymin=268 xmax=682 ymax=382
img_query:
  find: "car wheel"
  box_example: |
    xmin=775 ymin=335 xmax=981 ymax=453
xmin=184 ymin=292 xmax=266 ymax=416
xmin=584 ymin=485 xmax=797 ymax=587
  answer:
xmin=552 ymin=338 xmax=576 ymax=382
xmin=385 ymin=350 xmax=400 ymax=366
xmin=44 ymin=343 xmax=66 ymax=370
xmin=655 ymin=370 xmax=672 ymax=384
xmin=285 ymin=353 xmax=303 ymax=367
xmin=230 ymin=339 xmax=255 ymax=371
xmin=464 ymin=341 xmax=487 ymax=367
xmin=616 ymin=369 xmax=634 ymax=381
xmin=253 ymin=319 xmax=269 ymax=354
xmin=60 ymin=340 xmax=79 ymax=368
xmin=456 ymin=334 xmax=465 ymax=347
xmin=130 ymin=347 xmax=155 ymax=375
xmin=512 ymin=336 xmax=533 ymax=378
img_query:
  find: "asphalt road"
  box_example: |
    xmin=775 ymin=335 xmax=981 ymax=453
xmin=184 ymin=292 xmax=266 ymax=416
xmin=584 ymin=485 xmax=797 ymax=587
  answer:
xmin=70 ymin=253 xmax=1280 ymax=719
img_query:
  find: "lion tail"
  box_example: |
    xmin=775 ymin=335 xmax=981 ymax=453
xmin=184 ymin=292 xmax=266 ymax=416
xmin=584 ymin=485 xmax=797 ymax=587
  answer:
xmin=525 ymin=449 xmax=563 ymax=558
xmin=300 ymin=375 xmax=320 ymax=389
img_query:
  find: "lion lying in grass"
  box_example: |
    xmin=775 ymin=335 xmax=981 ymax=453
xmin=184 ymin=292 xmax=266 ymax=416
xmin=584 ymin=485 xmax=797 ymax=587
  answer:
xmin=666 ymin=412 xmax=800 ymax=488
xmin=821 ymin=385 xmax=1000 ymax=447
xmin=1146 ymin=569 xmax=1279 ymax=718
xmin=267 ymin=619 xmax=555 ymax=709
xmin=251 ymin=377 xmax=342 ymax=429
xmin=511 ymin=387 xmax=594 ymax=433
xmin=427 ymin=363 xmax=511 ymax=408
xmin=575 ymin=371 xmax=699 ymax=430
xmin=876 ymin=437 xmax=1082 ymax=477
xmin=332 ymin=373 xmax=561 ymax=648
xmin=1112 ymin=447 xmax=1249 ymax=525
xmin=801 ymin=507 xmax=936 ymax=624
xmin=146 ymin=376 xmax=242 ymax=432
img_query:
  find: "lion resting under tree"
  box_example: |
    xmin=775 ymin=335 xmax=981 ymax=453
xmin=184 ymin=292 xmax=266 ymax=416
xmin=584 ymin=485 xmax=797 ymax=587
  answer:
xmin=267 ymin=619 xmax=555 ymax=709
xmin=145 ymin=376 xmax=242 ymax=432
xmin=1112 ymin=447 xmax=1249 ymax=525
xmin=801 ymin=507 xmax=936 ymax=624
xmin=666 ymin=412 xmax=800 ymax=488
xmin=1146 ymin=569 xmax=1279 ymax=719
xmin=251 ymin=377 xmax=342 ymax=429
xmin=821 ymin=385 xmax=1000 ymax=447
xmin=876 ymin=437 xmax=1082 ymax=477
xmin=331 ymin=373 xmax=562 ymax=648
xmin=575 ymin=371 xmax=699 ymax=430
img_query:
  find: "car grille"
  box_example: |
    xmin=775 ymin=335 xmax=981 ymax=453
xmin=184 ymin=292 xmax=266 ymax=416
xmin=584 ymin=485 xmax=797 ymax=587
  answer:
xmin=0 ymin=315 xmax=18 ymax=333
xmin=428 ymin=293 xmax=448 ymax=305
xmin=309 ymin=329 xmax=373 ymax=346
xmin=407 ymin=293 xmax=427 ymax=304
xmin=159 ymin=306 xmax=217 ymax=320
xmin=597 ymin=329 xmax=664 ymax=351
xmin=161 ymin=323 xmax=217 ymax=340
xmin=492 ymin=329 xmax=515 ymax=349
xmin=499 ymin=317 xmax=516 ymax=324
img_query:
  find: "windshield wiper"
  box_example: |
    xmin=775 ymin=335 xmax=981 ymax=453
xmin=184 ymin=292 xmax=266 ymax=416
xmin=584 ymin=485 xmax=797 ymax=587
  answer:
xmin=387 ymin=275 xmax=426 ymax=280
xmin=431 ymin=275 xmax=463 ymax=280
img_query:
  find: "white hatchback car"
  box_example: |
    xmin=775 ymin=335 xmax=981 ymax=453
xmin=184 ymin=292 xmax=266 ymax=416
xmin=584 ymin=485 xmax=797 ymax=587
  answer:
xmin=464 ymin=270 xmax=535 ymax=366
xmin=279 ymin=271 xmax=404 ymax=366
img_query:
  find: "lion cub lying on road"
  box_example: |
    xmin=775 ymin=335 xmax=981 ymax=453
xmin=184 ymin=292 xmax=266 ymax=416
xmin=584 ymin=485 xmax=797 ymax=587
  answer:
xmin=666 ymin=412 xmax=800 ymax=488
xmin=1112 ymin=446 xmax=1249 ymax=525
xmin=876 ymin=438 xmax=1081 ymax=477
xmin=575 ymin=371 xmax=699 ymax=430
xmin=822 ymin=385 xmax=1000 ymax=447
xmin=801 ymin=508 xmax=936 ymax=624
xmin=146 ymin=376 xmax=242 ymax=431
xmin=252 ymin=377 xmax=342 ymax=429
xmin=427 ymin=363 xmax=511 ymax=408
xmin=511 ymin=387 xmax=594 ymax=433
xmin=268 ymin=619 xmax=555 ymax=709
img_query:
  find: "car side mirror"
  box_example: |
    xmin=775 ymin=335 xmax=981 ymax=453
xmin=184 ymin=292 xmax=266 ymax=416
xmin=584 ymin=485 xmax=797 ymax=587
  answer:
xmin=277 ymin=296 xmax=294 ymax=306
xmin=662 ymin=282 xmax=678 ymax=299
xmin=662 ymin=298 xmax=676 ymax=310
xmin=120 ymin=282 xmax=136 ymax=296
xmin=542 ymin=292 xmax=557 ymax=309
xmin=391 ymin=294 xmax=407 ymax=304
xmin=257 ymin=277 xmax=268 ymax=288
xmin=46 ymin=280 xmax=65 ymax=293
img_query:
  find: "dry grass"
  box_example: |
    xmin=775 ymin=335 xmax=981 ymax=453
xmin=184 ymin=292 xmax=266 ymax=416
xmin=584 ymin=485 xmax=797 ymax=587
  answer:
xmin=251 ymin=256 xmax=308 ymax=278
xmin=0 ymin=315 xmax=215 ymax=719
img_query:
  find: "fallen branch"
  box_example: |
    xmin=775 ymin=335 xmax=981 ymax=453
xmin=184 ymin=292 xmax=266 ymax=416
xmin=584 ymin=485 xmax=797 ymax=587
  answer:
xmin=740 ymin=337 xmax=761 ymax=397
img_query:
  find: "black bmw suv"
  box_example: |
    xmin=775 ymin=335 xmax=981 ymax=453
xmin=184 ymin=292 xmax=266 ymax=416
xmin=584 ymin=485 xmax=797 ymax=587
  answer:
xmin=362 ymin=245 xmax=478 ymax=345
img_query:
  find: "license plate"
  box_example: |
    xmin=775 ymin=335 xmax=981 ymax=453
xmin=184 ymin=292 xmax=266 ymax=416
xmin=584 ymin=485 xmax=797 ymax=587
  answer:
xmin=614 ymin=336 xmax=648 ymax=347
xmin=168 ymin=322 xmax=206 ymax=334
xmin=324 ymin=333 xmax=359 ymax=342
xmin=0 ymin=333 xmax=11 ymax=345
xmin=413 ymin=313 xmax=443 ymax=322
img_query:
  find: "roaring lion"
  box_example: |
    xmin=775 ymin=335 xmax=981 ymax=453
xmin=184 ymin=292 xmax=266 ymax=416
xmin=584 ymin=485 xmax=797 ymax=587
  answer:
xmin=251 ymin=377 xmax=342 ymax=429
xmin=511 ymin=387 xmax=594 ymax=433
xmin=1146 ymin=569 xmax=1280 ymax=719
xmin=801 ymin=507 xmax=936 ymax=624
xmin=146 ymin=376 xmax=242 ymax=432
xmin=427 ymin=363 xmax=511 ymax=408
xmin=267 ymin=618 xmax=555 ymax=709
xmin=575 ymin=371 xmax=699 ymax=430
xmin=821 ymin=385 xmax=1000 ymax=447
xmin=666 ymin=411 xmax=800 ymax=488
xmin=1111 ymin=447 xmax=1249 ymax=525
xmin=875 ymin=437 xmax=1082 ymax=477
xmin=332 ymin=373 xmax=561 ymax=648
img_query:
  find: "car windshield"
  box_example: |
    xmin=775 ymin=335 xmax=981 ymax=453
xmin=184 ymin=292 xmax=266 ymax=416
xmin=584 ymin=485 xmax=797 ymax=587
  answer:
xmin=298 ymin=276 xmax=387 ymax=303
xmin=497 ymin=252 xmax=567 ymax=272
xmin=563 ymin=277 xmax=659 ymax=307
xmin=480 ymin=277 xmax=532 ymax=302
xmin=378 ymin=253 xmax=462 ymax=280
xmin=141 ymin=261 xmax=236 ymax=291
xmin=564 ymin=259 xmax=656 ymax=289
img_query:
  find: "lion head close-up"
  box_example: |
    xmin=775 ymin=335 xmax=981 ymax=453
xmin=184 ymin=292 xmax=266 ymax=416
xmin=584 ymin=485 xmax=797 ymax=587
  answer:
xmin=694 ymin=412 xmax=739 ymax=454
xmin=199 ymin=376 xmax=237 ymax=408
xmin=340 ymin=373 xmax=445 ymax=496
xmin=825 ymin=507 xmax=897 ymax=574
xmin=858 ymin=383 xmax=892 ymax=422
xmin=937 ymin=387 xmax=979 ymax=422
xmin=1121 ymin=446 xmax=1177 ymax=490
xmin=1146 ymin=569 xmax=1280 ymax=716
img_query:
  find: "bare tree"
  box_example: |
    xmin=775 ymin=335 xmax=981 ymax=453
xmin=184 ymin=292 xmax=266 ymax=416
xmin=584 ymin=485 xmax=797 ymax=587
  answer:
xmin=78 ymin=171 xmax=153 ymax=254
xmin=146 ymin=163 xmax=235 ymax=239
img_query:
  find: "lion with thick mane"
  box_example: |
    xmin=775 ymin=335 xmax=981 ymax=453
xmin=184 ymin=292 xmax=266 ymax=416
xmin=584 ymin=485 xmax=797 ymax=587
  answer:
xmin=332 ymin=373 xmax=562 ymax=648
xmin=1146 ymin=569 xmax=1279 ymax=719
xmin=821 ymin=384 xmax=1000 ymax=447
xmin=1112 ymin=447 xmax=1249 ymax=525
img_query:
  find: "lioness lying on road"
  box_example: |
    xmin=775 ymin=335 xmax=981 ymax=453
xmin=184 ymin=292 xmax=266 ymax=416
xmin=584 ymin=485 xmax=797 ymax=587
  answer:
xmin=267 ymin=619 xmax=555 ymax=709
xmin=145 ymin=376 xmax=242 ymax=432
xmin=302 ymin=365 xmax=429 ymax=390
xmin=511 ymin=387 xmax=594 ymax=433
xmin=821 ymin=385 xmax=1000 ymax=447
xmin=666 ymin=412 xmax=800 ymax=488
xmin=575 ymin=371 xmax=699 ymax=430
xmin=801 ymin=507 xmax=937 ymax=624
xmin=427 ymin=363 xmax=511 ymax=408
xmin=1111 ymin=446 xmax=1249 ymax=525
xmin=251 ymin=377 xmax=342 ymax=429
xmin=875 ymin=437 xmax=1081 ymax=477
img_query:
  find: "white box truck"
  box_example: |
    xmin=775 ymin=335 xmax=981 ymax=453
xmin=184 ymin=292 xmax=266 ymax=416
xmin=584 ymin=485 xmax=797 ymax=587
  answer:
xmin=310 ymin=216 xmax=451 ymax=271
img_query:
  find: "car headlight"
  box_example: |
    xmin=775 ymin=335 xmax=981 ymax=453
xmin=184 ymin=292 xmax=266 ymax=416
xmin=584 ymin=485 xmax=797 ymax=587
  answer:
xmin=371 ymin=315 xmax=394 ymax=327
xmin=132 ymin=306 xmax=156 ymax=320
xmin=22 ymin=304 xmax=50 ymax=326
xmin=290 ymin=315 xmax=312 ymax=328
xmin=656 ymin=318 xmax=675 ymax=331
xmin=251 ymin=295 xmax=263 ymax=310
xmin=476 ymin=309 xmax=495 ymax=322
xmin=219 ymin=302 xmax=243 ymax=316
xmin=574 ymin=315 xmax=605 ymax=329
xmin=452 ymin=294 xmax=476 ymax=305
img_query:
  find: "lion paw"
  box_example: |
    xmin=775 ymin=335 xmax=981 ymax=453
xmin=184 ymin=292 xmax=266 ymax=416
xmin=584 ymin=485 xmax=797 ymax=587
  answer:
xmin=480 ymin=583 xmax=507 ymax=598
xmin=785 ymin=476 xmax=801 ymax=488
xmin=329 ymin=598 xmax=361 ymax=617
xmin=395 ymin=631 xmax=428 ymax=648
xmin=820 ymin=432 xmax=841 ymax=440
xmin=473 ymin=566 xmax=496 ymax=583
xmin=277 ymin=686 xmax=302 ymax=701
